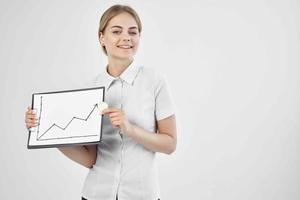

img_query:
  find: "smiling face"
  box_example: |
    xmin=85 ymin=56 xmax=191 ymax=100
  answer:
xmin=99 ymin=12 xmax=140 ymax=61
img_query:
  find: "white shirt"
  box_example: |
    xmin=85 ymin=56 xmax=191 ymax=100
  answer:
xmin=81 ymin=61 xmax=175 ymax=200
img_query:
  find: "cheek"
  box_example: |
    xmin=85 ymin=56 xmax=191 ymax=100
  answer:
xmin=133 ymin=39 xmax=140 ymax=50
xmin=105 ymin=36 xmax=118 ymax=46
xmin=105 ymin=39 xmax=119 ymax=52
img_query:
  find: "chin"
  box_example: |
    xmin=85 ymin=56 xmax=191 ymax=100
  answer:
xmin=113 ymin=53 xmax=135 ymax=60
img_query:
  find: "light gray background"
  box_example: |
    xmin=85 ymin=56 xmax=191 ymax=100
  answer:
xmin=0 ymin=0 xmax=299 ymax=199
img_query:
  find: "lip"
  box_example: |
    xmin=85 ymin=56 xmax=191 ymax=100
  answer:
xmin=117 ymin=45 xmax=133 ymax=49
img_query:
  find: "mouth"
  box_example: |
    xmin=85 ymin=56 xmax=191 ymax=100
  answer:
xmin=117 ymin=45 xmax=133 ymax=49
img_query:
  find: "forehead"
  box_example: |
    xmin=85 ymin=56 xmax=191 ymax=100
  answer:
xmin=107 ymin=12 xmax=138 ymax=28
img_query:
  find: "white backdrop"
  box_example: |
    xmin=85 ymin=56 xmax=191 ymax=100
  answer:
xmin=0 ymin=0 xmax=299 ymax=199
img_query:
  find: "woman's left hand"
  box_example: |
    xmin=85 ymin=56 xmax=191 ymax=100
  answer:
xmin=102 ymin=108 xmax=134 ymax=136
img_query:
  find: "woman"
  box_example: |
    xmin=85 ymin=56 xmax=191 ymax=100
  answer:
xmin=25 ymin=4 xmax=177 ymax=200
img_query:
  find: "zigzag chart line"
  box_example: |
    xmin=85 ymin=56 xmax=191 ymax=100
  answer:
xmin=36 ymin=96 xmax=99 ymax=141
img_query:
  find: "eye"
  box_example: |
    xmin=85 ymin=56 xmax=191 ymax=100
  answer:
xmin=112 ymin=30 xmax=121 ymax=34
xmin=129 ymin=31 xmax=138 ymax=35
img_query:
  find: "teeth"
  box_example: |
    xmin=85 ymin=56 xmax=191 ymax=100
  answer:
xmin=118 ymin=45 xmax=132 ymax=49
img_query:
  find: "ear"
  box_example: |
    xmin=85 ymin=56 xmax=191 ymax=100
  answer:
xmin=99 ymin=32 xmax=105 ymax=46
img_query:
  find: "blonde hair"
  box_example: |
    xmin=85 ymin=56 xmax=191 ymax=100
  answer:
xmin=98 ymin=4 xmax=142 ymax=55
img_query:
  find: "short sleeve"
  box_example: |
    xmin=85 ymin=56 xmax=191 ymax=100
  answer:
xmin=154 ymin=73 xmax=175 ymax=121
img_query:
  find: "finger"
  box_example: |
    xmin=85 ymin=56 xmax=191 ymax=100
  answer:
xmin=26 ymin=122 xmax=37 ymax=129
xmin=26 ymin=109 xmax=31 ymax=115
xmin=30 ymin=110 xmax=37 ymax=115
xmin=102 ymin=108 xmax=120 ymax=114
xmin=112 ymin=120 xmax=122 ymax=127
xmin=102 ymin=108 xmax=111 ymax=114
xmin=109 ymin=115 xmax=120 ymax=122
xmin=100 ymin=108 xmax=111 ymax=115
xmin=26 ymin=116 xmax=37 ymax=122
xmin=110 ymin=119 xmax=120 ymax=127
xmin=110 ymin=115 xmax=122 ymax=122
xmin=26 ymin=110 xmax=35 ymax=116
xmin=25 ymin=119 xmax=36 ymax=124
xmin=26 ymin=113 xmax=37 ymax=118
xmin=111 ymin=118 xmax=123 ymax=125
xmin=26 ymin=116 xmax=39 ymax=122
xmin=109 ymin=112 xmax=121 ymax=118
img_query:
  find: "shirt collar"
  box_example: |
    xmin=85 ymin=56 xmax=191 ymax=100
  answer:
xmin=120 ymin=60 xmax=140 ymax=85
xmin=102 ymin=60 xmax=140 ymax=90
xmin=102 ymin=69 xmax=115 ymax=90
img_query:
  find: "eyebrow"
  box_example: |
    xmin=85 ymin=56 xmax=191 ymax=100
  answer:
xmin=110 ymin=25 xmax=138 ymax=30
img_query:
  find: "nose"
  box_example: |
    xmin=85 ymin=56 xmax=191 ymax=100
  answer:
xmin=121 ymin=32 xmax=131 ymax=41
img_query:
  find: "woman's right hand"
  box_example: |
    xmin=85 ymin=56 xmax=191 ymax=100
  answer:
xmin=25 ymin=106 xmax=38 ymax=130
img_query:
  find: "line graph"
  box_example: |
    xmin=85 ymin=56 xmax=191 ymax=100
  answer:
xmin=36 ymin=96 xmax=100 ymax=141
xmin=28 ymin=86 xmax=104 ymax=149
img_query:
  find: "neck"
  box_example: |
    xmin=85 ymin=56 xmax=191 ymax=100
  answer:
xmin=107 ymin=57 xmax=133 ymax=77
